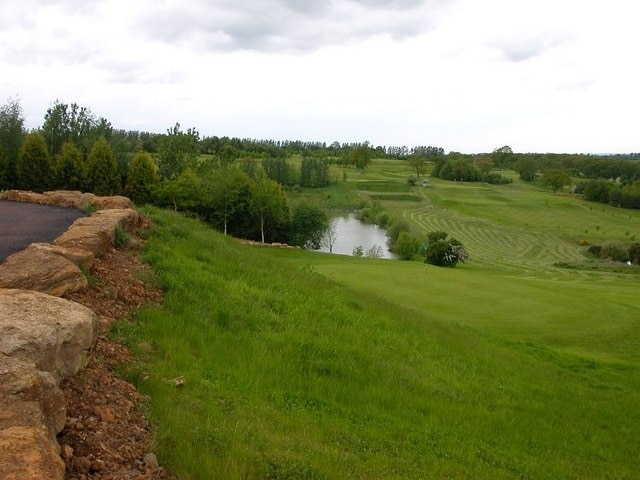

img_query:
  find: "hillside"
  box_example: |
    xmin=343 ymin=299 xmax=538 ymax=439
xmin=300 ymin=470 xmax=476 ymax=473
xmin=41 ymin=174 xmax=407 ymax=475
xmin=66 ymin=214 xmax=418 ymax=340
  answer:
xmin=115 ymin=186 xmax=640 ymax=479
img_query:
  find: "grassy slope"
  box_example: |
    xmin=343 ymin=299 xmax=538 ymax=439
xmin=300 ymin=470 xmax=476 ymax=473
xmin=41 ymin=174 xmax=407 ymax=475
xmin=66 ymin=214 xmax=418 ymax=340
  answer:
xmin=118 ymin=198 xmax=640 ymax=479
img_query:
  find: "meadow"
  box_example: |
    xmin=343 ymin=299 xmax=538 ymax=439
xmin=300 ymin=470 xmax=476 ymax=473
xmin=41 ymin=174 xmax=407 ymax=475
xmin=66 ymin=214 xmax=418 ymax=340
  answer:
xmin=117 ymin=160 xmax=640 ymax=479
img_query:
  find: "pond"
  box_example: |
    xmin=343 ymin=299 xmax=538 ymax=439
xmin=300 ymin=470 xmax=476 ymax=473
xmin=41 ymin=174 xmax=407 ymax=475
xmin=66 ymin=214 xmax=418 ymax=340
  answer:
xmin=318 ymin=213 xmax=397 ymax=259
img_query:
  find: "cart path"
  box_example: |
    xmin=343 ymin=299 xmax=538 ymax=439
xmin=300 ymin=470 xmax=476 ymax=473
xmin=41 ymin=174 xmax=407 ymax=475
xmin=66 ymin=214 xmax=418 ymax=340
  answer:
xmin=0 ymin=200 xmax=86 ymax=262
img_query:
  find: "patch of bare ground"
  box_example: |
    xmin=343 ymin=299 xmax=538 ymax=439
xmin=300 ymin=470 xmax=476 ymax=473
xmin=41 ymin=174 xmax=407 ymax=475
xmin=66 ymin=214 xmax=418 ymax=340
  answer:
xmin=58 ymin=221 xmax=172 ymax=480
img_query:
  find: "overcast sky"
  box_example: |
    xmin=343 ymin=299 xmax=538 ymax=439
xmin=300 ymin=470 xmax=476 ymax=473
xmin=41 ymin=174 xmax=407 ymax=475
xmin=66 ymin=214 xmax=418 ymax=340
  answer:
xmin=1 ymin=0 xmax=638 ymax=153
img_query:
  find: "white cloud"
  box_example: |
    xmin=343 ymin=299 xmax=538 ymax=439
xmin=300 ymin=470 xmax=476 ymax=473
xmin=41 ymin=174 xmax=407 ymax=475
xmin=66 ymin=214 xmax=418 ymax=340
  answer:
xmin=1 ymin=0 xmax=639 ymax=152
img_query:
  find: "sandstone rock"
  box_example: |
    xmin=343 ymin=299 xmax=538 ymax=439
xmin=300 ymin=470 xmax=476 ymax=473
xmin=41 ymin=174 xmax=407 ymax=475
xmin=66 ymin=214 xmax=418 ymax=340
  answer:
xmin=54 ymin=208 xmax=139 ymax=258
xmin=0 ymin=289 xmax=99 ymax=380
xmin=1 ymin=189 xmax=135 ymax=211
xmin=0 ymin=247 xmax=87 ymax=297
xmin=91 ymin=195 xmax=134 ymax=210
xmin=0 ymin=426 xmax=65 ymax=480
xmin=0 ymin=190 xmax=45 ymax=204
xmin=41 ymin=190 xmax=84 ymax=208
xmin=143 ymin=452 xmax=159 ymax=469
xmin=94 ymin=406 xmax=116 ymax=423
xmin=28 ymin=242 xmax=95 ymax=270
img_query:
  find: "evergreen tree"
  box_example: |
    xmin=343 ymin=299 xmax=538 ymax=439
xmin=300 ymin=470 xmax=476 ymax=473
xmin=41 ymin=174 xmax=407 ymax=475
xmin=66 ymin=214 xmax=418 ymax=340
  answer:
xmin=87 ymin=137 xmax=120 ymax=195
xmin=16 ymin=132 xmax=52 ymax=192
xmin=125 ymin=150 xmax=159 ymax=204
xmin=0 ymin=97 xmax=25 ymax=188
xmin=55 ymin=141 xmax=85 ymax=190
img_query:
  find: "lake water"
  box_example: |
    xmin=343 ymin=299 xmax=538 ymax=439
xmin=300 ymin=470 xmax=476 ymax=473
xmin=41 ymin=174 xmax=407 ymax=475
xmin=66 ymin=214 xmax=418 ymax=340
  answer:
xmin=318 ymin=213 xmax=397 ymax=259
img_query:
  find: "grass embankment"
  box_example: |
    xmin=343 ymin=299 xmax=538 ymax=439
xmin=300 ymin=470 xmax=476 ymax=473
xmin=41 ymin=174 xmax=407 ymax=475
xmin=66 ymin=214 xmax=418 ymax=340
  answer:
xmin=117 ymin=207 xmax=640 ymax=479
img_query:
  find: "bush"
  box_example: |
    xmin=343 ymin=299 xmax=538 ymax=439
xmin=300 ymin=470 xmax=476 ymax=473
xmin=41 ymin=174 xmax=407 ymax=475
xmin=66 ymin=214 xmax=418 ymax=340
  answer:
xmin=394 ymin=231 xmax=417 ymax=260
xmin=424 ymin=231 xmax=468 ymax=267
xmin=483 ymin=172 xmax=513 ymax=185
xmin=387 ymin=218 xmax=411 ymax=250
xmin=365 ymin=245 xmax=384 ymax=258
xmin=601 ymin=241 xmax=629 ymax=262
xmin=407 ymin=175 xmax=417 ymax=186
xmin=587 ymin=245 xmax=602 ymax=256
xmin=629 ymin=243 xmax=640 ymax=264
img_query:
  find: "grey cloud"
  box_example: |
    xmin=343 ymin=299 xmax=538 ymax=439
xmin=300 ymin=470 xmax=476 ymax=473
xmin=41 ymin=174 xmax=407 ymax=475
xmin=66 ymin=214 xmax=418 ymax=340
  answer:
xmin=492 ymin=33 xmax=568 ymax=62
xmin=135 ymin=0 xmax=452 ymax=53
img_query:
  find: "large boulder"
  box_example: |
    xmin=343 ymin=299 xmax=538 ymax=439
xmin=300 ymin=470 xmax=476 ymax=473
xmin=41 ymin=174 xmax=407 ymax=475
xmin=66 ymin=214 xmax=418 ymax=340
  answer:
xmin=0 ymin=426 xmax=65 ymax=480
xmin=0 ymin=289 xmax=98 ymax=480
xmin=0 ymin=246 xmax=87 ymax=297
xmin=0 ymin=289 xmax=99 ymax=380
xmin=54 ymin=208 xmax=139 ymax=258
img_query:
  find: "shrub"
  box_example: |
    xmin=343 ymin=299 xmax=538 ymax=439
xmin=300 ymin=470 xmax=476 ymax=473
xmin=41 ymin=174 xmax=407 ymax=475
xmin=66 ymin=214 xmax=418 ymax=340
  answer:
xmin=601 ymin=241 xmax=629 ymax=262
xmin=629 ymin=243 xmax=640 ymax=264
xmin=407 ymin=175 xmax=416 ymax=186
xmin=587 ymin=245 xmax=602 ymax=257
xmin=394 ymin=231 xmax=417 ymax=260
xmin=387 ymin=218 xmax=411 ymax=250
xmin=365 ymin=245 xmax=384 ymax=258
xmin=424 ymin=231 xmax=468 ymax=267
xmin=483 ymin=172 xmax=513 ymax=185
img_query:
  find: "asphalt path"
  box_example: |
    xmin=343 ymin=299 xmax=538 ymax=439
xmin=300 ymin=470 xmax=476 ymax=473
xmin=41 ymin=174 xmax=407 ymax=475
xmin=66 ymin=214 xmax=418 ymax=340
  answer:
xmin=0 ymin=200 xmax=86 ymax=262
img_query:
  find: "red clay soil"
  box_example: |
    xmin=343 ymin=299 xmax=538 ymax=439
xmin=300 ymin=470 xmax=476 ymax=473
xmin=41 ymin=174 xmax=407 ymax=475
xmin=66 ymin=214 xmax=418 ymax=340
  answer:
xmin=58 ymin=226 xmax=174 ymax=480
xmin=0 ymin=200 xmax=86 ymax=261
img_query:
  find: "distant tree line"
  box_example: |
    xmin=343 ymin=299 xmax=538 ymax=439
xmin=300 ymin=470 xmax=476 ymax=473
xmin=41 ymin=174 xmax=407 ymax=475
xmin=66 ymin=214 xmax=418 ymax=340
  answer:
xmin=4 ymin=96 xmax=640 ymax=250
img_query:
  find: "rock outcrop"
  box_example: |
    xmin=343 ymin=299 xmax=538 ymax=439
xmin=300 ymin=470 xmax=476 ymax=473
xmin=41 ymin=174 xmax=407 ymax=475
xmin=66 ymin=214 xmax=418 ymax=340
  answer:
xmin=0 ymin=191 xmax=138 ymax=480
xmin=0 ymin=289 xmax=99 ymax=480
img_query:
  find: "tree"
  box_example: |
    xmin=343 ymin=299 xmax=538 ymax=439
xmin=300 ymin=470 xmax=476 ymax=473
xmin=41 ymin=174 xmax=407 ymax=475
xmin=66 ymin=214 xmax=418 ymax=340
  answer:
xmin=542 ymin=169 xmax=572 ymax=193
xmin=159 ymin=168 xmax=203 ymax=212
xmin=0 ymin=97 xmax=25 ymax=188
xmin=289 ymin=203 xmax=329 ymax=249
xmin=262 ymin=157 xmax=291 ymax=186
xmin=41 ymin=100 xmax=108 ymax=156
xmin=407 ymin=155 xmax=427 ymax=178
xmin=156 ymin=123 xmax=200 ymax=180
xmin=491 ymin=145 xmax=513 ymax=169
xmin=203 ymin=166 xmax=253 ymax=236
xmin=320 ymin=219 xmax=338 ymax=253
xmin=424 ymin=231 xmax=468 ymax=267
xmin=16 ymin=132 xmax=52 ymax=192
xmin=516 ymin=157 xmax=537 ymax=182
xmin=476 ymin=157 xmax=494 ymax=178
xmin=125 ymin=150 xmax=159 ymax=204
xmin=55 ymin=141 xmax=85 ymax=190
xmin=250 ymin=176 xmax=290 ymax=243
xmin=348 ymin=143 xmax=372 ymax=169
xmin=583 ymin=179 xmax=613 ymax=203
xmin=86 ymin=137 xmax=120 ymax=195
xmin=299 ymin=157 xmax=330 ymax=187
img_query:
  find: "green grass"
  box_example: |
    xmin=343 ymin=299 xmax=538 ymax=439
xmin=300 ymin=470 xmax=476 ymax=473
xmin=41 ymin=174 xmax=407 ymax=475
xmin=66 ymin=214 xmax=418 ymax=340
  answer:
xmin=116 ymin=205 xmax=640 ymax=479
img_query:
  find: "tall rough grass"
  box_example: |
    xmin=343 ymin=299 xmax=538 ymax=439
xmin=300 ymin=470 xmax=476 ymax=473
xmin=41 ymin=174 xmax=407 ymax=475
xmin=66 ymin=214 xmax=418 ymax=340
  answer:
xmin=116 ymin=207 xmax=640 ymax=479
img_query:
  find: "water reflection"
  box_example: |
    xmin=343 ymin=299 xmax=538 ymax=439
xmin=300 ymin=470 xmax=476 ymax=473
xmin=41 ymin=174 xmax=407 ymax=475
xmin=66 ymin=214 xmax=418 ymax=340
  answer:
xmin=318 ymin=213 xmax=397 ymax=259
